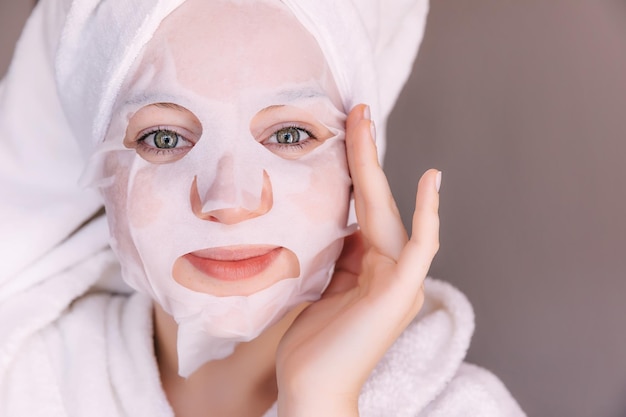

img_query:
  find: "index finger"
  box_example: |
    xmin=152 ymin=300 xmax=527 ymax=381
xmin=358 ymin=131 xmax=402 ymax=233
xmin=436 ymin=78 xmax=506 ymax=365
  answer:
xmin=346 ymin=104 xmax=408 ymax=260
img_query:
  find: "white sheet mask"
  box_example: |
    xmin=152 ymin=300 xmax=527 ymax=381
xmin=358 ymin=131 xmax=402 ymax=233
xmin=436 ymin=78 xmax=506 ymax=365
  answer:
xmin=87 ymin=0 xmax=354 ymax=377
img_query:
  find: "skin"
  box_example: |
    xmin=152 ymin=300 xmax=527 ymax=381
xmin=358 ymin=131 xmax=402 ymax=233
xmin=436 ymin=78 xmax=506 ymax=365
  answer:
xmin=154 ymin=104 xmax=440 ymax=417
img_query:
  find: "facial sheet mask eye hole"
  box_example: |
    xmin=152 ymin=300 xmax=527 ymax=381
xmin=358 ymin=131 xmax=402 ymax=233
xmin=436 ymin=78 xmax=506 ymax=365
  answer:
xmin=124 ymin=102 xmax=202 ymax=163
xmin=252 ymin=104 xmax=336 ymax=160
xmin=262 ymin=124 xmax=317 ymax=156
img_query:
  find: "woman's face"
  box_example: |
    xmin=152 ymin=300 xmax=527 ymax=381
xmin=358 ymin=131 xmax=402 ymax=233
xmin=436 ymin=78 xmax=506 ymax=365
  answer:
xmin=100 ymin=0 xmax=351 ymax=307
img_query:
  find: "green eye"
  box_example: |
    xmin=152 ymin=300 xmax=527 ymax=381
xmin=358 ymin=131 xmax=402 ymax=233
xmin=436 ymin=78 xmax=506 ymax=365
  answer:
xmin=275 ymin=127 xmax=302 ymax=144
xmin=153 ymin=130 xmax=180 ymax=148
xmin=261 ymin=123 xmax=324 ymax=159
xmin=134 ymin=127 xmax=195 ymax=163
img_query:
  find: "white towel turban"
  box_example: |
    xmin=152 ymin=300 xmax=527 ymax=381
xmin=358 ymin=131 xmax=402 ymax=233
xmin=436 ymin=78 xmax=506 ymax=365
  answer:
xmin=0 ymin=0 xmax=428 ymax=377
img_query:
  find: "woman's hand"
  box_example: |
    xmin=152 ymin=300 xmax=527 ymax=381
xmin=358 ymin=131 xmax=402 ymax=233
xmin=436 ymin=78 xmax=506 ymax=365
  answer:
xmin=276 ymin=104 xmax=441 ymax=417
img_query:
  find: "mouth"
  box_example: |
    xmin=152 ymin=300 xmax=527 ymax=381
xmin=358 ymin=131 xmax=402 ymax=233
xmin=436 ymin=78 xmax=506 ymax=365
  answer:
xmin=182 ymin=245 xmax=283 ymax=281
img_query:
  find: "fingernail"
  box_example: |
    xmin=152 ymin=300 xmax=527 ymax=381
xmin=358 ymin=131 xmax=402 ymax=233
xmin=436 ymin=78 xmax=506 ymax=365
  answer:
xmin=370 ymin=121 xmax=377 ymax=143
xmin=436 ymin=171 xmax=442 ymax=192
xmin=363 ymin=105 xmax=371 ymax=120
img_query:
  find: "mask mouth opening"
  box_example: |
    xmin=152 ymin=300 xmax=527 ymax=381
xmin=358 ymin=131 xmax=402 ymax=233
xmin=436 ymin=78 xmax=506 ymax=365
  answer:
xmin=172 ymin=246 xmax=301 ymax=297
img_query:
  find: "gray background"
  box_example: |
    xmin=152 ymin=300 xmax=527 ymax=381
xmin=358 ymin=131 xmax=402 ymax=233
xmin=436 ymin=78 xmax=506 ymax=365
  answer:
xmin=2 ymin=1 xmax=625 ymax=416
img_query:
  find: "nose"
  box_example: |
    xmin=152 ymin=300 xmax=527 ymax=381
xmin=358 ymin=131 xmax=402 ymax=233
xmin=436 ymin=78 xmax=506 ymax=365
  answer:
xmin=190 ymin=170 xmax=273 ymax=225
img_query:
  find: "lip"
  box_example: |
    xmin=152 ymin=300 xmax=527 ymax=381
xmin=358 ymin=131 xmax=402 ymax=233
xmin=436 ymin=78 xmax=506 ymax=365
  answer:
xmin=183 ymin=245 xmax=283 ymax=281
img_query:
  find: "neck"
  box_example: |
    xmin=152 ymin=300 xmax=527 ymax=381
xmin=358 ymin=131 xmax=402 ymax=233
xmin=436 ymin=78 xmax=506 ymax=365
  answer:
xmin=153 ymin=302 xmax=304 ymax=417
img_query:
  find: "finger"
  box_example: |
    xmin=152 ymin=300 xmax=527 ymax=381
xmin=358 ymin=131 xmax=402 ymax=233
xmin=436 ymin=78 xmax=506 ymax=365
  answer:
xmin=345 ymin=105 xmax=408 ymax=260
xmin=395 ymin=169 xmax=441 ymax=286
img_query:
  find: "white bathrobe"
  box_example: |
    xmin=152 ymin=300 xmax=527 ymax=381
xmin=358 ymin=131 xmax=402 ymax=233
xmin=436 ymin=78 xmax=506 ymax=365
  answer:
xmin=2 ymin=263 xmax=524 ymax=416
xmin=0 ymin=0 xmax=525 ymax=415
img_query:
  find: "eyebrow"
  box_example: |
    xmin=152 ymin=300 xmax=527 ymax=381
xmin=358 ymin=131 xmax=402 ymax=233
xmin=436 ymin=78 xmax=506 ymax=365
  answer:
xmin=126 ymin=88 xmax=328 ymax=114
xmin=152 ymin=102 xmax=188 ymax=111
xmin=276 ymin=88 xmax=326 ymax=102
xmin=256 ymin=88 xmax=329 ymax=115
xmin=274 ymin=87 xmax=325 ymax=102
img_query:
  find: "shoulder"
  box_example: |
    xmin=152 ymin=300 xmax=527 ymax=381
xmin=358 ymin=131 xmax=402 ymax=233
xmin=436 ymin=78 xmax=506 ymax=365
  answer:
xmin=358 ymin=278 xmax=525 ymax=416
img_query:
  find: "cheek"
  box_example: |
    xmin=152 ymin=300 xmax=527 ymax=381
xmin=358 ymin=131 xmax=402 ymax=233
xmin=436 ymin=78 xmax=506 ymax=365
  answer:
xmin=101 ymin=153 xmax=130 ymax=221
xmin=100 ymin=153 xmax=144 ymax=264
xmin=127 ymin=166 xmax=167 ymax=228
xmin=292 ymin=146 xmax=350 ymax=222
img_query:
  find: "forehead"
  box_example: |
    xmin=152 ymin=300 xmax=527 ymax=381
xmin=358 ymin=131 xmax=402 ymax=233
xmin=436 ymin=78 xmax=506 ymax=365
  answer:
xmin=138 ymin=0 xmax=334 ymax=102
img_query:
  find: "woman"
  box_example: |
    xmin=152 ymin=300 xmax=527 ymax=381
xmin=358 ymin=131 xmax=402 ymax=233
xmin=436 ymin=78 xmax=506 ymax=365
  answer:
xmin=0 ymin=0 xmax=524 ymax=416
